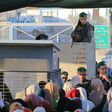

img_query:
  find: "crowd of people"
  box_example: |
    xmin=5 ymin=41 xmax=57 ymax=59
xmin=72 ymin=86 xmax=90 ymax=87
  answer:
xmin=0 ymin=61 xmax=112 ymax=112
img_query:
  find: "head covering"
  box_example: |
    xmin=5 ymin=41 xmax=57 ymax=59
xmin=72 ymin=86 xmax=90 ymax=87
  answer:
xmin=63 ymin=100 xmax=81 ymax=112
xmin=77 ymin=87 xmax=95 ymax=112
xmin=41 ymin=100 xmax=50 ymax=112
xmin=56 ymin=97 xmax=70 ymax=112
xmin=63 ymin=81 xmax=73 ymax=95
xmin=88 ymin=79 xmax=105 ymax=107
xmin=79 ymin=12 xmax=87 ymax=17
xmin=25 ymin=94 xmax=42 ymax=111
xmin=66 ymin=88 xmax=80 ymax=98
xmin=97 ymin=61 xmax=106 ymax=68
xmin=59 ymin=88 xmax=66 ymax=99
xmin=23 ymin=108 xmax=33 ymax=112
xmin=36 ymin=34 xmax=48 ymax=40
xmin=74 ymin=109 xmax=85 ymax=112
xmin=10 ymin=102 xmax=22 ymax=112
xmin=12 ymin=99 xmax=28 ymax=108
xmin=44 ymin=82 xmax=59 ymax=109
xmin=25 ymin=84 xmax=40 ymax=97
xmin=109 ymin=100 xmax=112 ymax=112
xmin=107 ymin=87 xmax=112 ymax=103
xmin=13 ymin=109 xmax=24 ymax=112
xmin=72 ymin=76 xmax=81 ymax=87
xmin=38 ymin=81 xmax=47 ymax=88
xmin=77 ymin=67 xmax=87 ymax=72
xmin=61 ymin=71 xmax=68 ymax=76
xmin=33 ymin=107 xmax=45 ymax=112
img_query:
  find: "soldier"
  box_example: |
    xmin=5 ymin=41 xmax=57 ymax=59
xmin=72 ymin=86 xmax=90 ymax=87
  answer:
xmin=94 ymin=61 xmax=111 ymax=92
xmin=61 ymin=71 xmax=68 ymax=83
xmin=71 ymin=12 xmax=94 ymax=43
xmin=76 ymin=67 xmax=92 ymax=96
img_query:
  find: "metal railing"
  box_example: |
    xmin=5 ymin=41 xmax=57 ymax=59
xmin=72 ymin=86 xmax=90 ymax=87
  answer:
xmin=0 ymin=22 xmax=73 ymax=42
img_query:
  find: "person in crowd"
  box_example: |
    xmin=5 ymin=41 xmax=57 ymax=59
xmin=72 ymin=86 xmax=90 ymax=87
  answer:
xmin=63 ymin=100 xmax=82 ymax=112
xmin=66 ymin=88 xmax=80 ymax=99
xmin=74 ymin=109 xmax=85 ymax=112
xmin=38 ymin=81 xmax=47 ymax=88
xmin=0 ymin=91 xmax=8 ymax=112
xmin=13 ymin=109 xmax=24 ymax=112
xmin=102 ymin=87 xmax=112 ymax=112
xmin=35 ymin=34 xmax=48 ymax=40
xmin=0 ymin=73 xmax=13 ymax=110
xmin=41 ymin=100 xmax=50 ymax=112
xmin=59 ymin=88 xmax=65 ymax=99
xmin=10 ymin=102 xmax=23 ymax=112
xmin=44 ymin=82 xmax=59 ymax=111
xmin=76 ymin=67 xmax=92 ymax=96
xmin=25 ymin=84 xmax=45 ymax=101
xmin=56 ymin=97 xmax=70 ymax=112
xmin=88 ymin=79 xmax=106 ymax=112
xmin=77 ymin=87 xmax=95 ymax=112
xmin=61 ymin=71 xmax=68 ymax=83
xmin=23 ymin=108 xmax=32 ymax=112
xmin=33 ymin=107 xmax=45 ymax=112
xmin=94 ymin=61 xmax=111 ymax=92
xmin=11 ymin=98 xmax=28 ymax=108
xmin=24 ymin=94 xmax=42 ymax=111
xmin=63 ymin=81 xmax=73 ymax=95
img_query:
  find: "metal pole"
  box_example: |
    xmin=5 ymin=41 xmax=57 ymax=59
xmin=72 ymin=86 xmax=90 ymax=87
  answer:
xmin=57 ymin=34 xmax=59 ymax=42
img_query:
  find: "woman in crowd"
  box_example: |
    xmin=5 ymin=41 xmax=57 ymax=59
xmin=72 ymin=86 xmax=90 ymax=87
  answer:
xmin=88 ymin=79 xmax=106 ymax=112
xmin=25 ymin=94 xmax=42 ymax=111
xmin=44 ymin=82 xmax=59 ymax=111
xmin=10 ymin=102 xmax=23 ymax=112
xmin=63 ymin=81 xmax=73 ymax=95
xmin=77 ymin=87 xmax=95 ymax=112
xmin=72 ymin=76 xmax=82 ymax=88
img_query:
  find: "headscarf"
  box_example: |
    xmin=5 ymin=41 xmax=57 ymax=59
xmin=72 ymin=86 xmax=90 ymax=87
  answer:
xmin=10 ymin=102 xmax=22 ymax=112
xmin=56 ymin=97 xmax=70 ymax=112
xmin=41 ymin=100 xmax=50 ymax=112
xmin=66 ymin=88 xmax=80 ymax=98
xmin=33 ymin=107 xmax=45 ymax=112
xmin=25 ymin=94 xmax=42 ymax=111
xmin=23 ymin=108 xmax=33 ymax=112
xmin=63 ymin=100 xmax=81 ymax=112
xmin=108 ymin=100 xmax=112 ymax=112
xmin=13 ymin=109 xmax=24 ymax=112
xmin=74 ymin=109 xmax=85 ymax=112
xmin=77 ymin=87 xmax=95 ymax=112
xmin=107 ymin=87 xmax=112 ymax=103
xmin=72 ymin=76 xmax=81 ymax=88
xmin=12 ymin=98 xmax=28 ymax=108
xmin=44 ymin=82 xmax=59 ymax=109
xmin=63 ymin=81 xmax=73 ymax=95
xmin=25 ymin=84 xmax=40 ymax=97
xmin=88 ymin=79 xmax=105 ymax=107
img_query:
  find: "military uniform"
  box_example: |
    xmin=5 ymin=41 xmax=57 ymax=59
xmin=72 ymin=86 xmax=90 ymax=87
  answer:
xmin=82 ymin=79 xmax=92 ymax=96
xmin=74 ymin=22 xmax=94 ymax=42
xmin=93 ymin=76 xmax=111 ymax=92
xmin=71 ymin=12 xmax=94 ymax=43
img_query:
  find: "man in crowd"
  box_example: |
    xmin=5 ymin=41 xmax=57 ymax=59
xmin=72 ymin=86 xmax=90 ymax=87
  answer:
xmin=96 ymin=61 xmax=111 ymax=92
xmin=61 ymin=71 xmax=68 ymax=83
xmin=76 ymin=67 xmax=92 ymax=96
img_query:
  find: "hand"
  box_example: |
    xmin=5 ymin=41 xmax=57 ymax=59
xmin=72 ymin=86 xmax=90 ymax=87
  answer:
xmin=102 ymin=75 xmax=109 ymax=81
